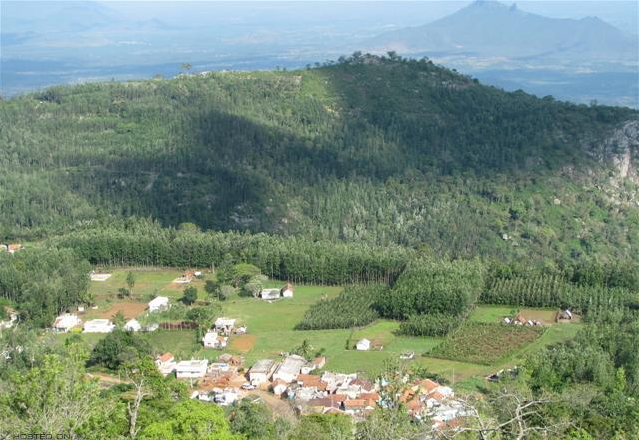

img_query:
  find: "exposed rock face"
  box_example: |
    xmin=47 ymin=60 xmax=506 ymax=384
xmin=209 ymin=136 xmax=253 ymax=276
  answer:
xmin=607 ymin=120 xmax=639 ymax=186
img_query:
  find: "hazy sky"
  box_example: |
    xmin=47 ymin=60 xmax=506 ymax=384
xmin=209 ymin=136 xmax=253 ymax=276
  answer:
xmin=4 ymin=1 xmax=634 ymax=34
xmin=91 ymin=1 xmax=639 ymax=34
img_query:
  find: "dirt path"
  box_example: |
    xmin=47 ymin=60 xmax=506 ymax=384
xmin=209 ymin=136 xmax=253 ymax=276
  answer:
xmin=248 ymin=389 xmax=297 ymax=421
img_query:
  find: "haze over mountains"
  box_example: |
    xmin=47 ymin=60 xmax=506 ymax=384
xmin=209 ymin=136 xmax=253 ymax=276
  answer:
xmin=367 ymin=0 xmax=637 ymax=62
xmin=1 ymin=0 xmax=637 ymax=106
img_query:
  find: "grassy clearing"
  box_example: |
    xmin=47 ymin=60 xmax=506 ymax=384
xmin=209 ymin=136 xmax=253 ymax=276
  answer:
xmin=519 ymin=308 xmax=559 ymax=324
xmin=88 ymin=269 xmax=213 ymax=306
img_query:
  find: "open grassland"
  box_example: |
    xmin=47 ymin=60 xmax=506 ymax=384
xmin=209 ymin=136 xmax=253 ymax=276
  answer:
xmin=73 ymin=269 xmax=585 ymax=382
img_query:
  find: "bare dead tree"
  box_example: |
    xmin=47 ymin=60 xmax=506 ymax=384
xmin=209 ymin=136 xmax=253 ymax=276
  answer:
xmin=436 ymin=392 xmax=569 ymax=440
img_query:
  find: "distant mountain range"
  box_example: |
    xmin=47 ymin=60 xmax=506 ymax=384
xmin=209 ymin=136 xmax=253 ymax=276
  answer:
xmin=365 ymin=0 xmax=637 ymax=65
xmin=1 ymin=0 xmax=637 ymax=106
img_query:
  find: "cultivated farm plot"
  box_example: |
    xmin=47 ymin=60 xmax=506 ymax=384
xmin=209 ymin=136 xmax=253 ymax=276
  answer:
xmin=93 ymin=302 xmax=148 ymax=320
xmin=431 ymin=323 xmax=545 ymax=365
xmin=229 ymin=334 xmax=257 ymax=353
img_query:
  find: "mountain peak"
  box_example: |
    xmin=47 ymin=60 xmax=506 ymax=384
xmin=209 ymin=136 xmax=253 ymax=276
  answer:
xmin=469 ymin=0 xmax=508 ymax=9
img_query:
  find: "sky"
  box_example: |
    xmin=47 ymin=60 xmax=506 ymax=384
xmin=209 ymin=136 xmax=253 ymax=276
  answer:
xmin=85 ymin=1 xmax=639 ymax=34
xmin=1 ymin=0 xmax=637 ymax=104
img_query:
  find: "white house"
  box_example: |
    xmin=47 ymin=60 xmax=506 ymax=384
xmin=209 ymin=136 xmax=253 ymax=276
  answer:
xmin=259 ymin=288 xmax=281 ymax=300
xmin=148 ymin=296 xmax=169 ymax=313
xmin=53 ymin=314 xmax=81 ymax=332
xmin=155 ymin=353 xmax=176 ymax=377
xmin=272 ymin=355 xmax=307 ymax=383
xmin=175 ymin=359 xmax=209 ymax=379
xmin=214 ymin=317 xmax=236 ymax=334
xmin=124 ymin=319 xmax=142 ymax=332
xmin=272 ymin=379 xmax=288 ymax=396
xmin=249 ymin=359 xmax=277 ymax=385
xmin=281 ymin=282 xmax=294 ymax=298
xmin=301 ymin=356 xmax=326 ymax=374
xmin=214 ymin=389 xmax=239 ymax=406
xmin=356 ymin=338 xmax=371 ymax=351
xmin=202 ymin=331 xmax=227 ymax=349
xmin=203 ymin=331 xmax=218 ymax=348
xmin=83 ymin=319 xmax=115 ymax=333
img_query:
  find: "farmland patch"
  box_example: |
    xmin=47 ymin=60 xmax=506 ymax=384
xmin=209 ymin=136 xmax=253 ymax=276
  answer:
xmin=93 ymin=302 xmax=148 ymax=320
xmin=431 ymin=323 xmax=545 ymax=365
xmin=230 ymin=334 xmax=257 ymax=352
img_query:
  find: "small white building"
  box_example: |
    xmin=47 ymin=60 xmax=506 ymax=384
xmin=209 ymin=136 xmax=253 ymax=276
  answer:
xmin=249 ymin=359 xmax=277 ymax=385
xmin=202 ymin=331 xmax=227 ymax=349
xmin=83 ymin=319 xmax=115 ymax=333
xmin=259 ymin=288 xmax=281 ymax=300
xmin=301 ymin=356 xmax=326 ymax=374
xmin=175 ymin=359 xmax=209 ymax=379
xmin=209 ymin=362 xmax=230 ymax=373
xmin=53 ymin=314 xmax=81 ymax=332
xmin=356 ymin=338 xmax=371 ymax=351
xmin=202 ymin=330 xmax=218 ymax=348
xmin=272 ymin=379 xmax=288 ymax=396
xmin=124 ymin=319 xmax=142 ymax=332
xmin=272 ymin=355 xmax=307 ymax=383
xmin=214 ymin=317 xmax=236 ymax=334
xmin=155 ymin=353 xmax=176 ymax=377
xmin=148 ymin=296 xmax=169 ymax=313
xmin=214 ymin=389 xmax=239 ymax=406
xmin=281 ymin=282 xmax=294 ymax=298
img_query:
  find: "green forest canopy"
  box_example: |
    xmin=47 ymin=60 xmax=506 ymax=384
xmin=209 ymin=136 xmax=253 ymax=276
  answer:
xmin=0 ymin=54 xmax=637 ymax=266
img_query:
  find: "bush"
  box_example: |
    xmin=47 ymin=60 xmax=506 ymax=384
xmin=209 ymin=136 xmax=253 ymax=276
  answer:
xmin=88 ymin=329 xmax=152 ymax=370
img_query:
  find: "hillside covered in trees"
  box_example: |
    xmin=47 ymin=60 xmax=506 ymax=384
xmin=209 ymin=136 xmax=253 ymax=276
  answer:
xmin=1 ymin=54 xmax=638 ymax=267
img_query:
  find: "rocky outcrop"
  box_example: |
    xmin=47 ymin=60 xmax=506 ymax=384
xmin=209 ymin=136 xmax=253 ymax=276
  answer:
xmin=606 ymin=120 xmax=639 ymax=186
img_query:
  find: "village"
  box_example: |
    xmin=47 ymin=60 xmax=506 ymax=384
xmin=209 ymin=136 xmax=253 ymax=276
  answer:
xmin=0 ymin=263 xmax=583 ymax=435
xmin=41 ymin=274 xmax=471 ymax=431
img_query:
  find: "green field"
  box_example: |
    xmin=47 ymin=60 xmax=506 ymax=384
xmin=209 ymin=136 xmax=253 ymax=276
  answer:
xmin=72 ymin=269 xmax=584 ymax=384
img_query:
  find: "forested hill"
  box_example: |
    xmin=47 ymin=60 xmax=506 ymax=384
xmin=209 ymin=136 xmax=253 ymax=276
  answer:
xmin=1 ymin=54 xmax=638 ymax=265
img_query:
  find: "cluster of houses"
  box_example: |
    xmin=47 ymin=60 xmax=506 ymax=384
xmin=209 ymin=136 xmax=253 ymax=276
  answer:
xmin=51 ymin=295 xmax=171 ymax=333
xmin=244 ymin=355 xmax=467 ymax=427
xmin=502 ymin=314 xmax=543 ymax=326
xmin=400 ymin=378 xmax=469 ymax=429
xmin=247 ymin=356 xmax=387 ymax=417
xmin=157 ymin=352 xmax=245 ymax=406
